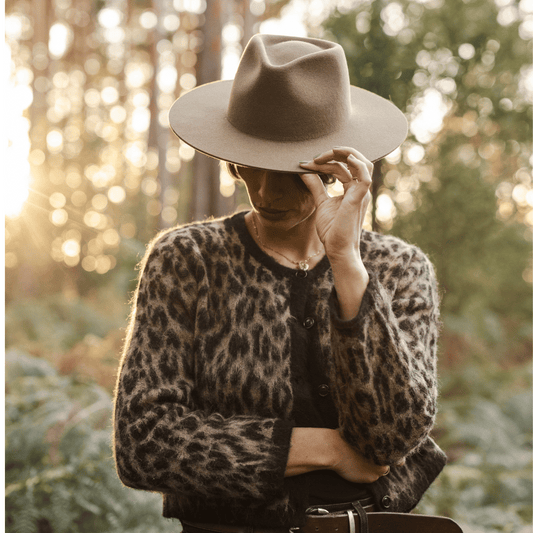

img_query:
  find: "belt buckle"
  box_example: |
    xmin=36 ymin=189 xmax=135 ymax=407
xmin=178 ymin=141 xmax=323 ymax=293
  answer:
xmin=305 ymin=507 xmax=330 ymax=516
xmin=346 ymin=510 xmax=356 ymax=533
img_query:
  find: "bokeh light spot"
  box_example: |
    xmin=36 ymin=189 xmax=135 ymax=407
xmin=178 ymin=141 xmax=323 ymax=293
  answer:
xmin=50 ymin=209 xmax=68 ymax=226
xmin=161 ymin=206 xmax=178 ymax=224
xmin=46 ymin=130 xmax=64 ymax=152
xmin=141 ymin=178 xmax=159 ymax=196
xmin=84 ymin=210 xmax=103 ymax=228
xmin=92 ymin=193 xmax=109 ymax=211
xmin=103 ymin=228 xmax=120 ymax=246
xmin=82 ymin=256 xmax=97 ymax=272
xmin=101 ymin=86 xmax=119 ymax=105
xmin=49 ymin=192 xmax=66 ymax=209
xmin=164 ymin=14 xmax=180 ymax=32
xmin=108 ymin=186 xmax=126 ymax=204
xmin=179 ymin=73 xmax=196 ymax=90
xmin=49 ymin=22 xmax=73 ymax=59
xmin=98 ymin=8 xmax=123 ymax=29
xmin=179 ymin=143 xmax=195 ymax=161
xmin=110 ymin=105 xmax=127 ymax=123
xmin=458 ymin=43 xmax=476 ymax=60
xmin=376 ymin=193 xmax=396 ymax=228
xmin=71 ymin=190 xmax=87 ymax=206
xmin=139 ymin=11 xmax=157 ymax=29
xmin=62 ymin=239 xmax=80 ymax=257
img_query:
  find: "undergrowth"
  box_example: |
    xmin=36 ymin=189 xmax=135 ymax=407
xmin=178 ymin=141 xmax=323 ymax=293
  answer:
xmin=5 ymin=293 xmax=532 ymax=533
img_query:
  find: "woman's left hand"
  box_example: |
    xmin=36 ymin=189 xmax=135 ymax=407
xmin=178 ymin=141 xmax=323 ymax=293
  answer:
xmin=299 ymin=147 xmax=373 ymax=263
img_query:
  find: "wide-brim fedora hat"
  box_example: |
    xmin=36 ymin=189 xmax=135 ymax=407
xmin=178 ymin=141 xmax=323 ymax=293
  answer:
xmin=169 ymin=34 xmax=408 ymax=173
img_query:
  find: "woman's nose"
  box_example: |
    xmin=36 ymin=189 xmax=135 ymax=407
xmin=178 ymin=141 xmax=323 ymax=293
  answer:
xmin=257 ymin=172 xmax=284 ymax=200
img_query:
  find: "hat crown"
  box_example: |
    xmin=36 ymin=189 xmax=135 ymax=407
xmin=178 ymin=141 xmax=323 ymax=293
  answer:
xmin=227 ymin=34 xmax=352 ymax=142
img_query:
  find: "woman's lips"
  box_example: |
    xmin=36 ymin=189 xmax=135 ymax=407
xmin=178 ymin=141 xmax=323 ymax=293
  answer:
xmin=256 ymin=207 xmax=289 ymax=220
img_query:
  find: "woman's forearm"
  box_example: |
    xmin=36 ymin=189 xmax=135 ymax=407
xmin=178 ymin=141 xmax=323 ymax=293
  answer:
xmin=328 ymin=247 xmax=440 ymax=465
xmin=329 ymin=253 xmax=369 ymax=320
xmin=285 ymin=428 xmax=390 ymax=483
xmin=285 ymin=428 xmax=337 ymax=477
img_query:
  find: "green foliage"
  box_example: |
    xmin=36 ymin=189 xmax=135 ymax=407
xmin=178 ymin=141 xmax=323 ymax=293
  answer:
xmin=322 ymin=9 xmax=532 ymax=530
xmin=322 ymin=0 xmax=532 ymax=329
xmin=417 ymin=358 xmax=532 ymax=532
xmin=5 ymin=350 xmax=179 ymax=533
xmin=5 ymin=290 xmax=128 ymax=354
xmin=393 ymin=165 xmax=531 ymax=324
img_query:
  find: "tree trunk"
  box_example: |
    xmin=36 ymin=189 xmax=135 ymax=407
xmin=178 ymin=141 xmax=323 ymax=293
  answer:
xmin=30 ymin=0 xmax=50 ymax=127
xmin=241 ymin=0 xmax=256 ymax=46
xmin=149 ymin=0 xmax=175 ymax=231
xmin=188 ymin=0 xmax=235 ymax=222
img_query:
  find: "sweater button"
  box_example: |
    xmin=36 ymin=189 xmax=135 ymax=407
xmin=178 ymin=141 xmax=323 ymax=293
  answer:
xmin=296 ymin=269 xmax=308 ymax=278
xmin=381 ymin=495 xmax=392 ymax=509
xmin=303 ymin=317 xmax=315 ymax=329
xmin=317 ymin=384 xmax=330 ymax=397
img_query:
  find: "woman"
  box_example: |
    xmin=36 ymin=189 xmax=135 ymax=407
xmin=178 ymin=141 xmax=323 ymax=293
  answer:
xmin=114 ymin=34 xmax=451 ymax=532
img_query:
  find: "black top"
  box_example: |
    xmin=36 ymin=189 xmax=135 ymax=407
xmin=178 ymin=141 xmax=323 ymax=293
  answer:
xmin=287 ymin=259 xmax=371 ymax=504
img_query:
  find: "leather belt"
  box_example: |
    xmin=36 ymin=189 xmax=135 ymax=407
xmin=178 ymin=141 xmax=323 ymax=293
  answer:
xmin=300 ymin=500 xmax=376 ymax=533
xmin=182 ymin=499 xmax=377 ymax=533
xmin=305 ymin=497 xmax=376 ymax=515
xmin=181 ymin=512 xmax=463 ymax=533
xmin=182 ymin=511 xmax=465 ymax=533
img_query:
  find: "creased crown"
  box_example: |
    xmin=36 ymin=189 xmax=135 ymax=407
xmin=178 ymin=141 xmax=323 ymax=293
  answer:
xmin=227 ymin=34 xmax=352 ymax=142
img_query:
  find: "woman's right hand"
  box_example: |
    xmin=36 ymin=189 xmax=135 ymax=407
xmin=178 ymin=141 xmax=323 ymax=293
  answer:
xmin=286 ymin=428 xmax=399 ymax=482
xmin=330 ymin=430 xmax=391 ymax=483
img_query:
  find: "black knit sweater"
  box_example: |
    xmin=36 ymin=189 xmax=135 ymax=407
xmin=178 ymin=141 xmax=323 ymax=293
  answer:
xmin=113 ymin=211 xmax=446 ymax=527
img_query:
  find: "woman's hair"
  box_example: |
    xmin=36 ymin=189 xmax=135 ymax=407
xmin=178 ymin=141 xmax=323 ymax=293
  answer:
xmin=224 ymin=162 xmax=335 ymax=192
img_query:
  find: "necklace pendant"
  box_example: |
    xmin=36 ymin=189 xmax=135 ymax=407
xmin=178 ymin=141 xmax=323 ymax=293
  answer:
xmin=298 ymin=261 xmax=310 ymax=271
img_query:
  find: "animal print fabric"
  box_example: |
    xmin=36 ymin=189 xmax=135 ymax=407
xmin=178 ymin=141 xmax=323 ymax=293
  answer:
xmin=113 ymin=211 xmax=446 ymax=527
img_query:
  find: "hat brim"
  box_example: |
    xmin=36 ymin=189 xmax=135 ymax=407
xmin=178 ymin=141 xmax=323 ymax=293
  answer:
xmin=169 ymin=80 xmax=408 ymax=173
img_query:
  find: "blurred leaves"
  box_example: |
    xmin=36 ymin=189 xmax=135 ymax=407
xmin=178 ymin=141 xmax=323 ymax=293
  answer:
xmin=321 ymin=0 xmax=532 ymax=332
xmin=417 ymin=360 xmax=532 ymax=532
xmin=6 ymin=294 xmax=122 ymax=352
xmin=4 ymin=272 xmax=532 ymax=533
xmin=5 ymin=288 xmax=129 ymax=392
xmin=5 ymin=349 xmax=179 ymax=533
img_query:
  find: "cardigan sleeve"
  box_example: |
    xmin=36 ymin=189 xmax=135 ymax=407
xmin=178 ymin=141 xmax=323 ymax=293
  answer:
xmin=328 ymin=244 xmax=440 ymax=466
xmin=113 ymin=234 xmax=293 ymax=502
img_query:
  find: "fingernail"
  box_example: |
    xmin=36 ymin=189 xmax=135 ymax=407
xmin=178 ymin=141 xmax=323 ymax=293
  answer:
xmin=313 ymin=154 xmax=321 ymax=159
xmin=299 ymin=160 xmax=311 ymax=164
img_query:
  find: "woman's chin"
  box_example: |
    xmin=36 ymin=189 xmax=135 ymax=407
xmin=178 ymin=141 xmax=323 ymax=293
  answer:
xmin=251 ymin=206 xmax=316 ymax=232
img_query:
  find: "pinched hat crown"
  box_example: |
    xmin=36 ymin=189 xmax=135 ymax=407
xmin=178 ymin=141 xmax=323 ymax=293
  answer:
xmin=169 ymin=34 xmax=408 ymax=172
xmin=227 ymin=35 xmax=352 ymax=141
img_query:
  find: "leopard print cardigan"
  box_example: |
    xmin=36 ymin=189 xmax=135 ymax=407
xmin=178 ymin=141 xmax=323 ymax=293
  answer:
xmin=113 ymin=211 xmax=446 ymax=527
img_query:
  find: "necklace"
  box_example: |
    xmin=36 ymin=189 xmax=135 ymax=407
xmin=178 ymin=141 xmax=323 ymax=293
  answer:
xmin=251 ymin=213 xmax=323 ymax=271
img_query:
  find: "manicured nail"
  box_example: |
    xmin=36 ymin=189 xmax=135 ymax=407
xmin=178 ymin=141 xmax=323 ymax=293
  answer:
xmin=299 ymin=160 xmax=311 ymax=164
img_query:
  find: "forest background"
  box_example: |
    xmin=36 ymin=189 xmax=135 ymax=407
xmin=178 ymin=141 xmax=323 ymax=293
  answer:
xmin=4 ymin=0 xmax=532 ymax=532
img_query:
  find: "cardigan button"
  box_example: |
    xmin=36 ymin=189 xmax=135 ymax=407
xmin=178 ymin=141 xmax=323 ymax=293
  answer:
xmin=381 ymin=495 xmax=392 ymax=509
xmin=296 ymin=270 xmax=308 ymax=278
xmin=317 ymin=384 xmax=330 ymax=397
xmin=303 ymin=317 xmax=315 ymax=329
